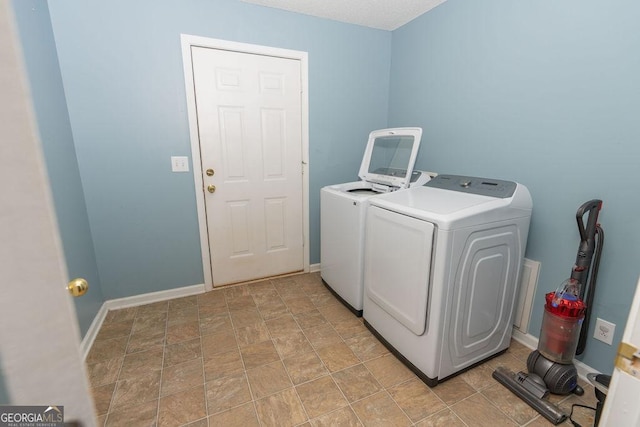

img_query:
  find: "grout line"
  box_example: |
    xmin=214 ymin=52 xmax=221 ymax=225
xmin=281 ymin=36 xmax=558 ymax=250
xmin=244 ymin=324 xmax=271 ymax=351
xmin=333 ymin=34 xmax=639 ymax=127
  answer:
xmin=154 ymin=302 xmax=169 ymax=426
xmin=196 ymin=292 xmax=210 ymax=426
xmin=272 ymin=276 xmax=314 ymax=425
xmin=290 ymin=276 xmax=369 ymax=426
xmin=103 ymin=306 xmax=138 ymax=426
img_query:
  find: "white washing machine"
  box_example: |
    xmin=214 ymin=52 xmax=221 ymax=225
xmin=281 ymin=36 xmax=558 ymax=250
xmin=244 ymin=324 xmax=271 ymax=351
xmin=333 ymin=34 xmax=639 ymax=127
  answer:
xmin=320 ymin=128 xmax=431 ymax=316
xmin=362 ymin=174 xmax=532 ymax=385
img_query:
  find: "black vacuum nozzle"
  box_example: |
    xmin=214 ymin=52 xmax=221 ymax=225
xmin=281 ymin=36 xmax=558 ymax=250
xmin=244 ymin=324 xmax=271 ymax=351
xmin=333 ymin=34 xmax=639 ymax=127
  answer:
xmin=492 ymin=366 xmax=567 ymax=425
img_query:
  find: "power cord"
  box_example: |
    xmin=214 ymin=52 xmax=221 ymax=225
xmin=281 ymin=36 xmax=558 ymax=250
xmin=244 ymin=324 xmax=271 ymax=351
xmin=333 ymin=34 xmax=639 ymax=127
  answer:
xmin=568 ymin=403 xmax=597 ymax=427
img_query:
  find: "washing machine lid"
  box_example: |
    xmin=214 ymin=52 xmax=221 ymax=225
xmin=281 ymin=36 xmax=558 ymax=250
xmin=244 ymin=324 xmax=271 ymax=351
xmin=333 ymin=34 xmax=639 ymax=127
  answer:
xmin=358 ymin=127 xmax=422 ymax=190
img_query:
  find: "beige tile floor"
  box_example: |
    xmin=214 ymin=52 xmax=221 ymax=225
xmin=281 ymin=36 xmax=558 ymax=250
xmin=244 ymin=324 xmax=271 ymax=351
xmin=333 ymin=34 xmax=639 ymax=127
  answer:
xmin=86 ymin=272 xmax=599 ymax=426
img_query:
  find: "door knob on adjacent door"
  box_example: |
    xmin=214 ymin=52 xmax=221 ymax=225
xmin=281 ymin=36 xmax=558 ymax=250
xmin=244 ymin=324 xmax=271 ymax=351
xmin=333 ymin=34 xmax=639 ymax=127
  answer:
xmin=67 ymin=278 xmax=89 ymax=297
xmin=207 ymin=185 xmax=216 ymax=193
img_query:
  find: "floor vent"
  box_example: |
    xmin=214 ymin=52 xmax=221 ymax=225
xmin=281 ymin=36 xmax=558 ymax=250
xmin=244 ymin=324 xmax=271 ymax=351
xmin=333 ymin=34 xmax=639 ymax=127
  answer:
xmin=513 ymin=258 xmax=540 ymax=334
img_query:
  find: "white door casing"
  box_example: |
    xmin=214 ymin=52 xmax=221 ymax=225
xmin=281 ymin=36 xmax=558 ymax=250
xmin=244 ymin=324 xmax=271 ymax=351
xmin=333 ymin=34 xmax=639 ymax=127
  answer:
xmin=599 ymin=274 xmax=640 ymax=426
xmin=0 ymin=3 xmax=95 ymax=423
xmin=182 ymin=36 xmax=310 ymax=289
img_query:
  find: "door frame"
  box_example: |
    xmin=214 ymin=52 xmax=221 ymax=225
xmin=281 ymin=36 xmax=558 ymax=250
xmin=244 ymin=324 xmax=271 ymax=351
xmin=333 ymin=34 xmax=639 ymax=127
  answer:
xmin=181 ymin=34 xmax=310 ymax=291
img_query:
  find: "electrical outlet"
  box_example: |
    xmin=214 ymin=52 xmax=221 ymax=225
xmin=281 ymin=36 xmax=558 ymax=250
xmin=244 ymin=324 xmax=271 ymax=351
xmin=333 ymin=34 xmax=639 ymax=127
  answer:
xmin=593 ymin=318 xmax=615 ymax=345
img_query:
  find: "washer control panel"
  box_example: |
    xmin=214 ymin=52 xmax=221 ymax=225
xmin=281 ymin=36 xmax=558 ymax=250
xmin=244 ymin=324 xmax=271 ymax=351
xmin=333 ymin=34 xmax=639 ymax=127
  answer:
xmin=424 ymin=174 xmax=517 ymax=198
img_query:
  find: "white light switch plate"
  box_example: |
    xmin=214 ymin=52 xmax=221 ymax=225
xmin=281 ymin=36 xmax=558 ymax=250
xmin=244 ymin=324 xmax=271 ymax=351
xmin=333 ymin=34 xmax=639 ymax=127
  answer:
xmin=171 ymin=156 xmax=189 ymax=172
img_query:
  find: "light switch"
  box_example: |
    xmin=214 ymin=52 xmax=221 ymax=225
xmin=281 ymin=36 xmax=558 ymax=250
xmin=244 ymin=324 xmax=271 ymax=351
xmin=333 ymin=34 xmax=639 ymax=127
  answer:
xmin=171 ymin=156 xmax=189 ymax=172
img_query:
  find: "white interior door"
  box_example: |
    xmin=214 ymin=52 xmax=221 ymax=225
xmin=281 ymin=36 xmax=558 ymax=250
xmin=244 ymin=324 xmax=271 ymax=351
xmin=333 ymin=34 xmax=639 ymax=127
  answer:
xmin=191 ymin=46 xmax=304 ymax=286
xmin=1 ymin=3 xmax=95 ymax=423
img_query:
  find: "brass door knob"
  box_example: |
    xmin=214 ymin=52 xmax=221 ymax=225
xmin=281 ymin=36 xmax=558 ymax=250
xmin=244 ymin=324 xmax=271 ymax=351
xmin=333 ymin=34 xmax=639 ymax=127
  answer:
xmin=206 ymin=169 xmax=215 ymax=176
xmin=67 ymin=278 xmax=89 ymax=297
xmin=207 ymin=185 xmax=216 ymax=193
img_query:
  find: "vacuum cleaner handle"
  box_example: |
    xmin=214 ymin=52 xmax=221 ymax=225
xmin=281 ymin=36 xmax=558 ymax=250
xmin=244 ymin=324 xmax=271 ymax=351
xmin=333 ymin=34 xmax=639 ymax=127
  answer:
xmin=576 ymin=199 xmax=602 ymax=243
xmin=571 ymin=199 xmax=602 ymax=288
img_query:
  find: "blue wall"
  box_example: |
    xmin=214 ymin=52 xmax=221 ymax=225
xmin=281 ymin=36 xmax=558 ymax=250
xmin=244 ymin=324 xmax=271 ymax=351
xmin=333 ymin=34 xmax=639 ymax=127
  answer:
xmin=47 ymin=0 xmax=391 ymax=299
xmin=389 ymin=0 xmax=640 ymax=373
xmin=34 ymin=0 xmax=638 ymax=372
xmin=12 ymin=0 xmax=104 ymax=336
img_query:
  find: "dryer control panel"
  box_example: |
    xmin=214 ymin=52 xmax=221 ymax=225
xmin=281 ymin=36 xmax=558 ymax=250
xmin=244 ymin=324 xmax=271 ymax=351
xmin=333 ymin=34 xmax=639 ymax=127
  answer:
xmin=424 ymin=174 xmax=517 ymax=198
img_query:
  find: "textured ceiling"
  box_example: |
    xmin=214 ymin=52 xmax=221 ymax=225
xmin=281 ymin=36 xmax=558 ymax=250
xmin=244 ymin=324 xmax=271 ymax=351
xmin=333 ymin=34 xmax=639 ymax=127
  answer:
xmin=240 ymin=0 xmax=448 ymax=31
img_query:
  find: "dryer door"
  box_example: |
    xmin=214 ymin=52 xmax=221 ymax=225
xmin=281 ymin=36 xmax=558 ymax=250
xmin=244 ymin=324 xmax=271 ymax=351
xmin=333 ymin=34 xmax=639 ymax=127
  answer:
xmin=364 ymin=206 xmax=434 ymax=335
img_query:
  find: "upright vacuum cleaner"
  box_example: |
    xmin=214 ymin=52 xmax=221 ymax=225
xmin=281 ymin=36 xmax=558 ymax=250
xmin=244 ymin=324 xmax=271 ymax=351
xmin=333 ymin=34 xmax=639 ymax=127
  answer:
xmin=493 ymin=200 xmax=604 ymax=425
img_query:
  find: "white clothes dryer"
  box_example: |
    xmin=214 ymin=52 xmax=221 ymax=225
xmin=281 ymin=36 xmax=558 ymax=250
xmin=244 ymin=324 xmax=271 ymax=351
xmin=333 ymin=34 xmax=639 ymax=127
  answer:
xmin=362 ymin=174 xmax=532 ymax=385
xmin=320 ymin=128 xmax=431 ymax=316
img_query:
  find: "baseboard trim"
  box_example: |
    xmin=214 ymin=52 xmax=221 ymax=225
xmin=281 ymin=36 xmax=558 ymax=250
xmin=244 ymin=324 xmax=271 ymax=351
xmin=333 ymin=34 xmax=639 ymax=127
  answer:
xmin=80 ymin=303 xmax=109 ymax=360
xmin=511 ymin=329 xmax=600 ymax=381
xmin=103 ymin=283 xmax=206 ymax=311
xmin=80 ymin=283 xmax=206 ymax=361
xmin=511 ymin=328 xmax=539 ymax=350
xmin=309 ymin=263 xmax=320 ymax=273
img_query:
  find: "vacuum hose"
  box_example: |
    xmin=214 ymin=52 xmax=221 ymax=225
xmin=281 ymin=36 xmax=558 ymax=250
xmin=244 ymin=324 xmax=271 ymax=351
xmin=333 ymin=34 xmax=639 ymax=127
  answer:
xmin=576 ymin=223 xmax=604 ymax=355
